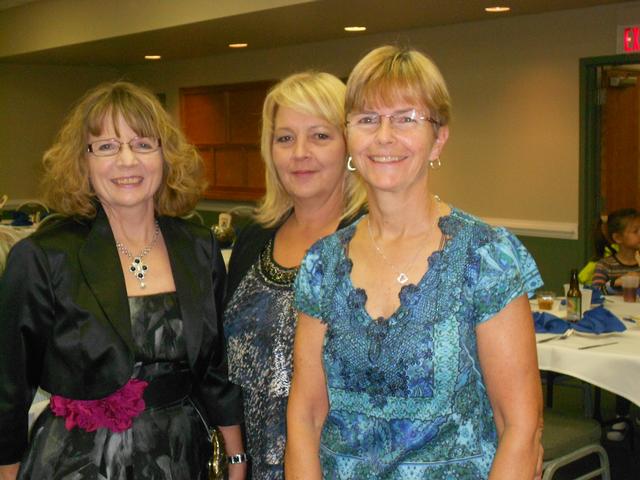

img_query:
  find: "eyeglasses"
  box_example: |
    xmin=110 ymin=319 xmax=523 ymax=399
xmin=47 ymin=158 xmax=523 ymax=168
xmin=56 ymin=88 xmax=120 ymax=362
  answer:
xmin=346 ymin=109 xmax=439 ymax=132
xmin=87 ymin=137 xmax=161 ymax=157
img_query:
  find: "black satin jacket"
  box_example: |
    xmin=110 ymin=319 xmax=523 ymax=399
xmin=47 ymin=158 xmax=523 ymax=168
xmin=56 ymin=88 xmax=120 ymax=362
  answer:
xmin=0 ymin=207 xmax=242 ymax=464
xmin=224 ymin=222 xmax=277 ymax=309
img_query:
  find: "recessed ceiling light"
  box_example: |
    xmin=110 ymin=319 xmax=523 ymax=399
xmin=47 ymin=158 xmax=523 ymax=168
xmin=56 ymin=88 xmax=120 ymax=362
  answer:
xmin=485 ymin=6 xmax=510 ymax=13
xmin=344 ymin=26 xmax=367 ymax=32
xmin=144 ymin=55 xmax=161 ymax=60
xmin=229 ymin=43 xmax=248 ymax=48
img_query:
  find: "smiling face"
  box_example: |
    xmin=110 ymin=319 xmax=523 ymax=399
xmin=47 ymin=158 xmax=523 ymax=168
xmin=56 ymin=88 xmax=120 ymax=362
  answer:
xmin=347 ymin=102 xmax=448 ymax=195
xmin=271 ymin=105 xmax=346 ymax=204
xmin=86 ymin=114 xmax=163 ymax=214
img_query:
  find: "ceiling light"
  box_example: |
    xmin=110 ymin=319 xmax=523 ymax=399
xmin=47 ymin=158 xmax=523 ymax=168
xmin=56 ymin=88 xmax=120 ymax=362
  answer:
xmin=229 ymin=43 xmax=248 ymax=48
xmin=144 ymin=55 xmax=161 ymax=60
xmin=485 ymin=6 xmax=510 ymax=13
xmin=344 ymin=26 xmax=367 ymax=32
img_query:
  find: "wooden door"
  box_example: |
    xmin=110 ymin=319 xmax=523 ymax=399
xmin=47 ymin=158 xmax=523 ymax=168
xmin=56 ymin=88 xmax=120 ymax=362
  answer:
xmin=600 ymin=68 xmax=640 ymax=213
xmin=180 ymin=81 xmax=272 ymax=201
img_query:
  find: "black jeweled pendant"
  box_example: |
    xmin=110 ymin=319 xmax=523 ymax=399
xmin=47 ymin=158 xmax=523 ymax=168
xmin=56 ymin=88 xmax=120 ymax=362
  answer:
xmin=130 ymin=256 xmax=148 ymax=288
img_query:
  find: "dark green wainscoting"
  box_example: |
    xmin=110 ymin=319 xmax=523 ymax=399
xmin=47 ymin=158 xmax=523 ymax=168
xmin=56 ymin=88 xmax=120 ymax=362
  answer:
xmin=196 ymin=209 xmax=221 ymax=228
xmin=518 ymin=236 xmax=585 ymax=295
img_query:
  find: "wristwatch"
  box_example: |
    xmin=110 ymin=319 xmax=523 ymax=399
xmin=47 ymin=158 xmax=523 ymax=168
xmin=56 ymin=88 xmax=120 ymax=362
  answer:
xmin=227 ymin=453 xmax=248 ymax=464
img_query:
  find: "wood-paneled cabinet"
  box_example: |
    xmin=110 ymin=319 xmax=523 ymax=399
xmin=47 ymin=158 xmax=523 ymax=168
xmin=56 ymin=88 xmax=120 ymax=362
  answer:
xmin=180 ymin=81 xmax=272 ymax=201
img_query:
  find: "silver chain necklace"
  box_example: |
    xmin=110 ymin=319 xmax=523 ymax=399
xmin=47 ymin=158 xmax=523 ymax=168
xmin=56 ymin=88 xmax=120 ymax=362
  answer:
xmin=115 ymin=220 xmax=161 ymax=289
xmin=366 ymin=215 xmax=431 ymax=285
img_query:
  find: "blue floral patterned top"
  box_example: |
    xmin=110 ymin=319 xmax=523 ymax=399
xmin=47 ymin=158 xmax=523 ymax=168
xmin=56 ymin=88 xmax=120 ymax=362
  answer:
xmin=294 ymin=208 xmax=542 ymax=479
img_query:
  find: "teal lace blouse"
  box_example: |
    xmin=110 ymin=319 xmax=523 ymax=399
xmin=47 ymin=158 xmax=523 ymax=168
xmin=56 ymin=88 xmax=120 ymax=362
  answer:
xmin=294 ymin=208 xmax=542 ymax=479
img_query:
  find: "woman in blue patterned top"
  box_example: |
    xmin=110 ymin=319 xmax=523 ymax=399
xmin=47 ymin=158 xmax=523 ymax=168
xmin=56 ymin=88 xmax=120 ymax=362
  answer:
xmin=285 ymin=46 xmax=544 ymax=479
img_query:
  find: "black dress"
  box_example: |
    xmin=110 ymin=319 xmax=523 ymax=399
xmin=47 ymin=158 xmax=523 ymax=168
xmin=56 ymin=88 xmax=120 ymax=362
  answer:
xmin=19 ymin=293 xmax=212 ymax=480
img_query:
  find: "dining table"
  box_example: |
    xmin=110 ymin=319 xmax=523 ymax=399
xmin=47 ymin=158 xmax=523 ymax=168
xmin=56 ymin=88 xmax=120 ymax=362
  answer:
xmin=534 ymin=296 xmax=640 ymax=410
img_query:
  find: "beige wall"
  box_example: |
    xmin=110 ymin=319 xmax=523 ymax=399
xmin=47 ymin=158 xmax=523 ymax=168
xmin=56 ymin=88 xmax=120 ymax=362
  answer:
xmin=125 ymin=4 xmax=620 ymax=223
xmin=0 ymin=63 xmax=123 ymax=201
xmin=0 ymin=3 xmax=633 ymax=222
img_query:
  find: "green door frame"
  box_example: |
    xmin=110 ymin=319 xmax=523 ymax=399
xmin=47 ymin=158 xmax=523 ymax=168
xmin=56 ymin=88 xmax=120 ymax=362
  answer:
xmin=579 ymin=53 xmax=640 ymax=264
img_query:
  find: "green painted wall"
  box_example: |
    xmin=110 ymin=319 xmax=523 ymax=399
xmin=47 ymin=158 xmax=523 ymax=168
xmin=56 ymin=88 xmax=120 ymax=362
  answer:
xmin=519 ymin=236 xmax=584 ymax=295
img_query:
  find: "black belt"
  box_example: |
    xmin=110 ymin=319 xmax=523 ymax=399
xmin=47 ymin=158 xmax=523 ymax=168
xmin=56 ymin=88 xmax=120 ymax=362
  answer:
xmin=142 ymin=371 xmax=193 ymax=409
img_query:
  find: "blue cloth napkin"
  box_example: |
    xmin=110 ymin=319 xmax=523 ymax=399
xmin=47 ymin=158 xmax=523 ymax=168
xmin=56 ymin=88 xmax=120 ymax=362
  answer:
xmin=534 ymin=306 xmax=626 ymax=334
xmin=573 ymin=306 xmax=626 ymax=334
xmin=589 ymin=287 xmax=605 ymax=305
xmin=534 ymin=312 xmax=570 ymax=334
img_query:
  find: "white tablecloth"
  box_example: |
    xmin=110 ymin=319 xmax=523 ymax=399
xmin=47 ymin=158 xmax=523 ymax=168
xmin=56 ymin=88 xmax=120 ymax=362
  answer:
xmin=535 ymin=297 xmax=640 ymax=406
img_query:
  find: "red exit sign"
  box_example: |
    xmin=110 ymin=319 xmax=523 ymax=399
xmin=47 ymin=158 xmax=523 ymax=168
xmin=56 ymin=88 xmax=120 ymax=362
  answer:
xmin=623 ymin=26 xmax=640 ymax=52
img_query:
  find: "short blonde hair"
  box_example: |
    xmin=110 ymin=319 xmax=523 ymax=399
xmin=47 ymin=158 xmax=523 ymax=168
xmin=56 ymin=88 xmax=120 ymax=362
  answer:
xmin=41 ymin=81 xmax=205 ymax=218
xmin=346 ymin=45 xmax=451 ymax=128
xmin=255 ymin=71 xmax=366 ymax=227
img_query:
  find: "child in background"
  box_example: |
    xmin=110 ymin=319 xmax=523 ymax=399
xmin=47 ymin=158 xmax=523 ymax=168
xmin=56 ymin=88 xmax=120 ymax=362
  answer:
xmin=591 ymin=208 xmax=640 ymax=294
xmin=591 ymin=208 xmax=640 ymax=441
xmin=578 ymin=244 xmax=617 ymax=285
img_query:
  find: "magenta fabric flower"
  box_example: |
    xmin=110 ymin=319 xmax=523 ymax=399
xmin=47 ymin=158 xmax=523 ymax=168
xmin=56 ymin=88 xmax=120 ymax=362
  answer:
xmin=50 ymin=379 xmax=148 ymax=433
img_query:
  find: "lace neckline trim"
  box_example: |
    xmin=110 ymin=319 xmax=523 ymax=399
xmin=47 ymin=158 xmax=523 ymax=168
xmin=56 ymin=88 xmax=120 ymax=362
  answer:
xmin=259 ymin=236 xmax=299 ymax=287
xmin=339 ymin=208 xmax=459 ymax=325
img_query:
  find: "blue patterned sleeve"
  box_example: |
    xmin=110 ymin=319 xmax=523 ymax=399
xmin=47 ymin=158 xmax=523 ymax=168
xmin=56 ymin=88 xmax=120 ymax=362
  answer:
xmin=294 ymin=241 xmax=325 ymax=321
xmin=473 ymin=228 xmax=543 ymax=325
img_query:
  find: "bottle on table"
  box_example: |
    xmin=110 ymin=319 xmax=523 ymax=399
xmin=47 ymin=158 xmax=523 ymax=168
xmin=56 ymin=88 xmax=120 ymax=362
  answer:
xmin=566 ymin=269 xmax=582 ymax=322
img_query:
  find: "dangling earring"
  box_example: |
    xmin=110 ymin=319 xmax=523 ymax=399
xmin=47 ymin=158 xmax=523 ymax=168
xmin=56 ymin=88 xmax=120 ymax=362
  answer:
xmin=428 ymin=157 xmax=442 ymax=170
xmin=347 ymin=155 xmax=356 ymax=172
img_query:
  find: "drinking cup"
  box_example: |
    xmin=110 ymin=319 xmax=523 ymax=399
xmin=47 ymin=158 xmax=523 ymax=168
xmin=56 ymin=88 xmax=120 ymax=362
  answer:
xmin=536 ymin=291 xmax=555 ymax=310
xmin=620 ymin=275 xmax=639 ymax=303
xmin=580 ymin=288 xmax=593 ymax=309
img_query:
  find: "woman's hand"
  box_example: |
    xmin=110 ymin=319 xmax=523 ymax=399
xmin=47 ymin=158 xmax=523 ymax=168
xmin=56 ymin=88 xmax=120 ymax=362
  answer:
xmin=285 ymin=312 xmax=329 ymax=480
xmin=534 ymin=441 xmax=544 ymax=480
xmin=226 ymin=462 xmax=247 ymax=480
xmin=217 ymin=425 xmax=247 ymax=480
xmin=613 ymin=271 xmax=640 ymax=287
xmin=0 ymin=463 xmax=20 ymax=480
xmin=477 ymin=295 xmax=543 ymax=479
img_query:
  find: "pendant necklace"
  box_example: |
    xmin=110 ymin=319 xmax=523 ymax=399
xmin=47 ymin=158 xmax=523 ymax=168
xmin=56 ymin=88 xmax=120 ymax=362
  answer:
xmin=115 ymin=220 xmax=161 ymax=289
xmin=366 ymin=209 xmax=437 ymax=285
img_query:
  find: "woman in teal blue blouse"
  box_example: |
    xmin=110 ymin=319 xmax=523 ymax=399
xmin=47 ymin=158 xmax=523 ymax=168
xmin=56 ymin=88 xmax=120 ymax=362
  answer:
xmin=285 ymin=46 xmax=544 ymax=479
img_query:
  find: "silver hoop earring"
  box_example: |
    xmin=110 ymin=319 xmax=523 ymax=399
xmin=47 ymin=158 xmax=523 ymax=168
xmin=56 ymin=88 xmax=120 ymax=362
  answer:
xmin=347 ymin=156 xmax=356 ymax=172
xmin=428 ymin=158 xmax=442 ymax=170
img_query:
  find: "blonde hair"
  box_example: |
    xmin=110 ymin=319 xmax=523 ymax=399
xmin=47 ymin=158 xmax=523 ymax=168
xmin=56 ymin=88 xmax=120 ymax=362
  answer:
xmin=345 ymin=45 xmax=451 ymax=128
xmin=254 ymin=71 xmax=366 ymax=227
xmin=41 ymin=81 xmax=205 ymax=218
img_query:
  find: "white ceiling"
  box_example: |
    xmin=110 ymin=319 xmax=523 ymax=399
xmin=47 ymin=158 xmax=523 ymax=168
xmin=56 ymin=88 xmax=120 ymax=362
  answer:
xmin=0 ymin=0 xmax=631 ymax=66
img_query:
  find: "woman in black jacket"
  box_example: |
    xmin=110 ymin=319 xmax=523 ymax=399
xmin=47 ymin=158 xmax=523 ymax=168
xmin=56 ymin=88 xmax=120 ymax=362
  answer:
xmin=0 ymin=81 xmax=245 ymax=480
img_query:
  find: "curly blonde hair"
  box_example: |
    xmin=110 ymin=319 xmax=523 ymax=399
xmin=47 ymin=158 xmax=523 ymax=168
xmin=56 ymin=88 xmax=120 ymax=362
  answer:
xmin=254 ymin=71 xmax=366 ymax=227
xmin=41 ymin=81 xmax=205 ymax=218
xmin=345 ymin=45 xmax=451 ymax=130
